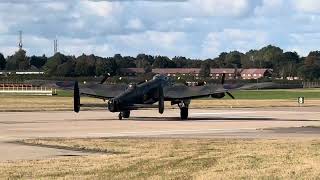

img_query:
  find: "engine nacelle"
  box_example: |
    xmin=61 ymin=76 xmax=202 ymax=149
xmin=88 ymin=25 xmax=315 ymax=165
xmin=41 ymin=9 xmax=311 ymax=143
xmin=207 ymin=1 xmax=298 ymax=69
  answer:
xmin=211 ymin=93 xmax=225 ymax=99
xmin=108 ymin=99 xmax=119 ymax=112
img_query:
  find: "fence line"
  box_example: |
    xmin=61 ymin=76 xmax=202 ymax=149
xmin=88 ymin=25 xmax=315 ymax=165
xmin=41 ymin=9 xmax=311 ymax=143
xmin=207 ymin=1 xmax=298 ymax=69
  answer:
xmin=303 ymin=82 xmax=320 ymax=88
xmin=0 ymin=86 xmax=56 ymax=96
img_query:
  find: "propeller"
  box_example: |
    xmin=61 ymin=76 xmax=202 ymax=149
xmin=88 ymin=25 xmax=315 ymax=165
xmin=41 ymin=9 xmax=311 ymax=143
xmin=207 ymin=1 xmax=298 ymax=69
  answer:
xmin=221 ymin=73 xmax=226 ymax=85
xmin=74 ymin=81 xmax=80 ymax=113
xmin=221 ymin=73 xmax=235 ymax=99
xmin=226 ymin=92 xmax=235 ymax=99
xmin=158 ymin=86 xmax=164 ymax=114
xmin=100 ymin=73 xmax=111 ymax=84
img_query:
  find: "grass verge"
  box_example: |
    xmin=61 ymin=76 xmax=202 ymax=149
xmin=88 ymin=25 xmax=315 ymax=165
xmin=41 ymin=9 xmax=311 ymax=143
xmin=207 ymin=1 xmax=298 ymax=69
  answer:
xmin=1 ymin=138 xmax=320 ymax=179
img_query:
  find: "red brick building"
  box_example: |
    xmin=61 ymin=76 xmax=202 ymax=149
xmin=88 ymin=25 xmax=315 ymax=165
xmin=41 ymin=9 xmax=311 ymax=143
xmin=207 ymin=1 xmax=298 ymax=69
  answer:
xmin=210 ymin=68 xmax=242 ymax=80
xmin=152 ymin=68 xmax=200 ymax=77
xmin=119 ymin=68 xmax=273 ymax=80
xmin=241 ymin=69 xmax=272 ymax=80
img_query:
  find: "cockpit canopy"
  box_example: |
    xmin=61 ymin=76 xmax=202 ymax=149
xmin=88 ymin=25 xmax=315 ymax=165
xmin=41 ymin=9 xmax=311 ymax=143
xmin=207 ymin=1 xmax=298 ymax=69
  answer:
xmin=153 ymin=74 xmax=169 ymax=81
xmin=128 ymin=83 xmax=137 ymax=89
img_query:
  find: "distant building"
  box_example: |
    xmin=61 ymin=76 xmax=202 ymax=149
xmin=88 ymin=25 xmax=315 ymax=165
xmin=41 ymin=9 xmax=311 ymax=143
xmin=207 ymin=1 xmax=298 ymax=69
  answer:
xmin=118 ymin=68 xmax=273 ymax=80
xmin=119 ymin=68 xmax=145 ymax=76
xmin=152 ymin=68 xmax=200 ymax=77
xmin=241 ymin=69 xmax=272 ymax=80
xmin=210 ymin=68 xmax=241 ymax=80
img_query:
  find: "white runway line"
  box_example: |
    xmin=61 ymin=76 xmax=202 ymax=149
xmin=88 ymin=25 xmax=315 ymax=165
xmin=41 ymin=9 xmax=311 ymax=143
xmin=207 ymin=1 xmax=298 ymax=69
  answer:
xmin=88 ymin=128 xmax=258 ymax=137
xmin=192 ymin=112 xmax=252 ymax=115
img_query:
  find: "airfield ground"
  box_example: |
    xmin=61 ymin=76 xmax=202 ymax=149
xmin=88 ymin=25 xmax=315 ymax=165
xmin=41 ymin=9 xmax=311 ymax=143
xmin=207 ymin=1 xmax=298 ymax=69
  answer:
xmin=1 ymin=90 xmax=320 ymax=179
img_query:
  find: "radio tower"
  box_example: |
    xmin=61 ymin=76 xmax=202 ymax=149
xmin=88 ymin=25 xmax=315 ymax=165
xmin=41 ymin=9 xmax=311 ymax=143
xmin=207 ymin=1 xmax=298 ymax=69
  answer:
xmin=18 ymin=31 xmax=23 ymax=50
xmin=53 ymin=38 xmax=58 ymax=55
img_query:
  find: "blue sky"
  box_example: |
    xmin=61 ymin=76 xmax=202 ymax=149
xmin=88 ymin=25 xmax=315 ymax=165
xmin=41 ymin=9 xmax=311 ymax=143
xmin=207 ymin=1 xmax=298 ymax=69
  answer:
xmin=0 ymin=0 xmax=319 ymax=58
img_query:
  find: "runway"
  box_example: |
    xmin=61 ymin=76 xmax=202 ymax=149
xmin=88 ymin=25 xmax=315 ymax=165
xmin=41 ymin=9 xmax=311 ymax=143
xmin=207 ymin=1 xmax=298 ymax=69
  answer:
xmin=1 ymin=107 xmax=320 ymax=161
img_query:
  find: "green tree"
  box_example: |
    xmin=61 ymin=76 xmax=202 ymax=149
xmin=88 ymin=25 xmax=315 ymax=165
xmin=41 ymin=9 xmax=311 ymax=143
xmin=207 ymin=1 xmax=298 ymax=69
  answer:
xmin=95 ymin=57 xmax=117 ymax=76
xmin=225 ymin=51 xmax=244 ymax=68
xmin=305 ymin=51 xmax=320 ymax=66
xmin=44 ymin=53 xmax=75 ymax=76
xmin=30 ymin=55 xmax=47 ymax=69
xmin=6 ymin=49 xmax=29 ymax=70
xmin=153 ymin=56 xmax=167 ymax=68
xmin=0 ymin=53 xmax=5 ymax=70
xmin=56 ymin=60 xmax=75 ymax=77
xmin=298 ymin=65 xmax=320 ymax=81
xmin=172 ymin=56 xmax=188 ymax=68
xmin=278 ymin=51 xmax=300 ymax=78
xmin=75 ymin=54 xmax=96 ymax=76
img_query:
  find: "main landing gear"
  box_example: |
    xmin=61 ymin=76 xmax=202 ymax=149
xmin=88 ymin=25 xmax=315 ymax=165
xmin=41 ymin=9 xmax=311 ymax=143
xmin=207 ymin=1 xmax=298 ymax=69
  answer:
xmin=118 ymin=111 xmax=130 ymax=120
xmin=178 ymin=102 xmax=189 ymax=120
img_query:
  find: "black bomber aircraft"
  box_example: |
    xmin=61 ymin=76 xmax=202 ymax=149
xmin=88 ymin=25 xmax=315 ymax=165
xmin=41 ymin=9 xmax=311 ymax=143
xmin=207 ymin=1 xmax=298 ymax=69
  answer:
xmin=72 ymin=74 xmax=274 ymax=120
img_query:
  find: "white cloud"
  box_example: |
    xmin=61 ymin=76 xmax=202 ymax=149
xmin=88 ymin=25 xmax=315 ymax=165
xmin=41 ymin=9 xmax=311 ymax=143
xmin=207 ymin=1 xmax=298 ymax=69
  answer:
xmin=202 ymin=29 xmax=269 ymax=57
xmin=254 ymin=0 xmax=286 ymax=16
xmin=79 ymin=1 xmax=122 ymax=17
xmin=43 ymin=2 xmax=68 ymax=11
xmin=109 ymin=31 xmax=192 ymax=56
xmin=126 ymin=18 xmax=144 ymax=30
xmin=288 ymin=32 xmax=320 ymax=55
xmin=189 ymin=0 xmax=252 ymax=17
xmin=293 ymin=0 xmax=320 ymax=13
xmin=0 ymin=0 xmax=319 ymax=58
xmin=59 ymin=37 xmax=114 ymax=56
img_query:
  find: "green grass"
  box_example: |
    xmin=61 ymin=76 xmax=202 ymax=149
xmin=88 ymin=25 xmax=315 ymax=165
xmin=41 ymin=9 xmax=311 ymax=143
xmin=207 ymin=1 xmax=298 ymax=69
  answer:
xmin=229 ymin=89 xmax=320 ymax=99
xmin=56 ymin=88 xmax=320 ymax=100
xmin=56 ymin=89 xmax=73 ymax=97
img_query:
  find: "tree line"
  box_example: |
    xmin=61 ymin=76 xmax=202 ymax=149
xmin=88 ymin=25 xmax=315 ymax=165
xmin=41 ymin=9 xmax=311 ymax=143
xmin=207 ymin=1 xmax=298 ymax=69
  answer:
xmin=0 ymin=45 xmax=320 ymax=80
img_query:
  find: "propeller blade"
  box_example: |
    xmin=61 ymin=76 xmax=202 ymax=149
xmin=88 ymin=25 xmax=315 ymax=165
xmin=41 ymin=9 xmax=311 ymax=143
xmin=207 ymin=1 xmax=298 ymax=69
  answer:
xmin=221 ymin=73 xmax=226 ymax=85
xmin=74 ymin=81 xmax=80 ymax=113
xmin=158 ymin=86 xmax=164 ymax=114
xmin=100 ymin=73 xmax=111 ymax=84
xmin=226 ymin=91 xmax=235 ymax=99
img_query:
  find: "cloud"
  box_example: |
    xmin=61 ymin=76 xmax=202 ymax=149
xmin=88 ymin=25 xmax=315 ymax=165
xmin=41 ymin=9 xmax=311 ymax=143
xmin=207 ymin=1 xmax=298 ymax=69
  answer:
xmin=0 ymin=0 xmax=319 ymax=59
xmin=109 ymin=31 xmax=192 ymax=56
xmin=189 ymin=0 xmax=252 ymax=17
xmin=79 ymin=1 xmax=122 ymax=17
xmin=287 ymin=32 xmax=320 ymax=55
xmin=293 ymin=0 xmax=320 ymax=13
xmin=126 ymin=18 xmax=145 ymax=30
xmin=202 ymin=29 xmax=269 ymax=57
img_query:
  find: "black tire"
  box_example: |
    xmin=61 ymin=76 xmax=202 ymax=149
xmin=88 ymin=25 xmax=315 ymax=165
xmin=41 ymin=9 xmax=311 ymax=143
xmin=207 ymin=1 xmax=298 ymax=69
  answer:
xmin=118 ymin=113 xmax=123 ymax=120
xmin=180 ymin=107 xmax=188 ymax=120
xmin=122 ymin=111 xmax=130 ymax=118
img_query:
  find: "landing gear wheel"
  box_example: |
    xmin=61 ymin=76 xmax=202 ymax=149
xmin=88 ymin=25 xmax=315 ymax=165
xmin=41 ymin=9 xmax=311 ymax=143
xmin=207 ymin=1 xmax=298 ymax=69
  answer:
xmin=122 ymin=111 xmax=130 ymax=118
xmin=180 ymin=107 xmax=188 ymax=120
xmin=119 ymin=111 xmax=130 ymax=120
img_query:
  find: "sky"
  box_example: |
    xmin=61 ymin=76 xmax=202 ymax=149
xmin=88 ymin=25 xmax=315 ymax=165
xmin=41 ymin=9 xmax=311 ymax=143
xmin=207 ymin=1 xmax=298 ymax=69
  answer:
xmin=0 ymin=0 xmax=319 ymax=58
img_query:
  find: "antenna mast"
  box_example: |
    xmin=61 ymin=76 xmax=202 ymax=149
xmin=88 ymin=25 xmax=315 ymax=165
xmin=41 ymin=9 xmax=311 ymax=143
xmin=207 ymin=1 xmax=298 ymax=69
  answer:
xmin=18 ymin=31 xmax=23 ymax=50
xmin=54 ymin=38 xmax=58 ymax=54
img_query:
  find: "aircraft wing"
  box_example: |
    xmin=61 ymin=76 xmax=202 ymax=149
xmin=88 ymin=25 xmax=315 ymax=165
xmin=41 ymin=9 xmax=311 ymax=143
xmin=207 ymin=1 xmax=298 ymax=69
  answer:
xmin=56 ymin=81 xmax=127 ymax=99
xmin=164 ymin=82 xmax=278 ymax=100
xmin=164 ymin=84 xmax=225 ymax=100
xmin=80 ymin=83 xmax=127 ymax=99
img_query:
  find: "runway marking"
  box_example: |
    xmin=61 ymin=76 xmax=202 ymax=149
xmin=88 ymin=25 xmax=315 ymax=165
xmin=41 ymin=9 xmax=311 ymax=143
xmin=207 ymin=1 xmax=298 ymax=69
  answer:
xmin=192 ymin=112 xmax=252 ymax=115
xmin=88 ymin=128 xmax=258 ymax=137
